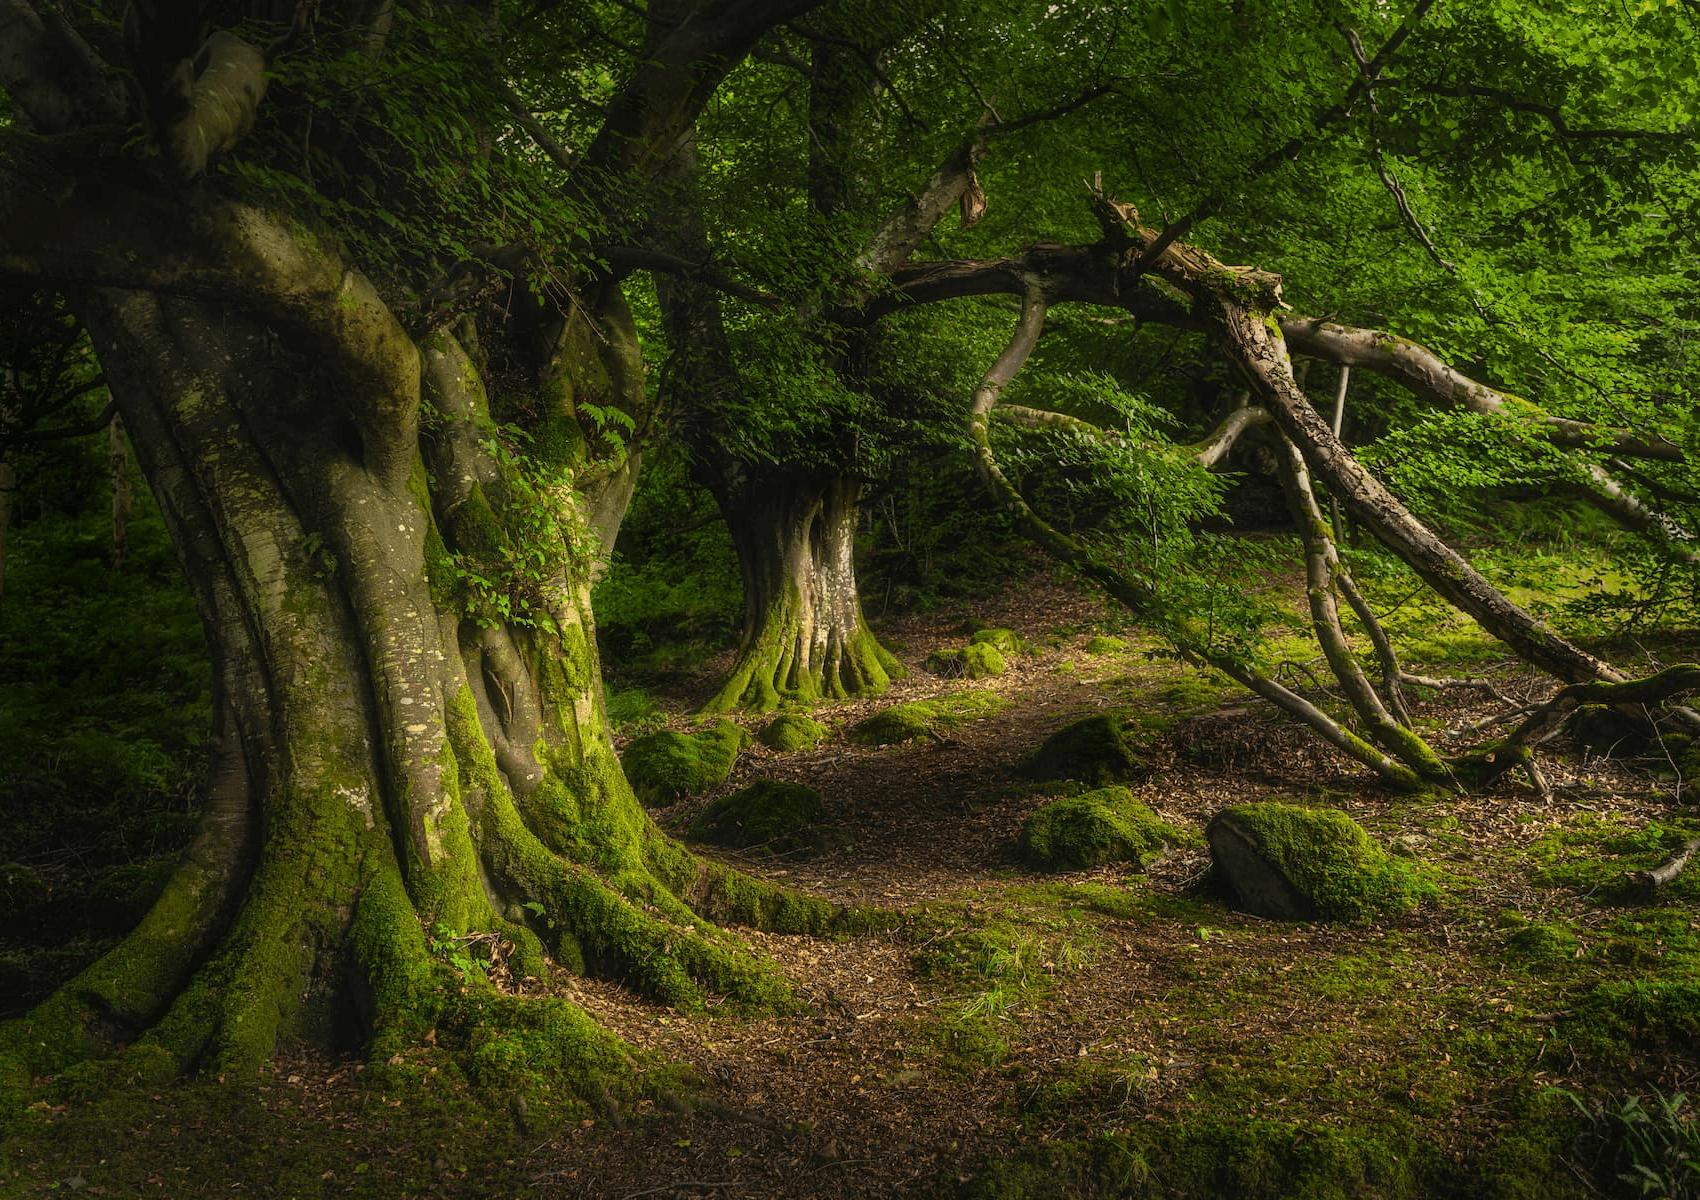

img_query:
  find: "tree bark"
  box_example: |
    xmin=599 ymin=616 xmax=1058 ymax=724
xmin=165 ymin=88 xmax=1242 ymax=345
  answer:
xmin=701 ymin=467 xmax=902 ymax=713
xmin=0 ymin=199 xmax=832 ymax=1097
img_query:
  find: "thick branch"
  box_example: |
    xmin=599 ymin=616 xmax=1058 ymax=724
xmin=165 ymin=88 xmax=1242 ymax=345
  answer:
xmin=1279 ymin=317 xmax=1684 ymax=462
xmin=1189 ymin=405 xmax=1273 ymax=469
xmin=163 ymin=31 xmax=267 ymax=180
xmin=0 ymin=0 xmax=126 ymax=133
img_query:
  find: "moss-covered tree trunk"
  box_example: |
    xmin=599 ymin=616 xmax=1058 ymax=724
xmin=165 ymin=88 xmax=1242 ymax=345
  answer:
xmin=0 ymin=213 xmax=827 ymax=1103
xmin=701 ymin=465 xmax=902 ymax=713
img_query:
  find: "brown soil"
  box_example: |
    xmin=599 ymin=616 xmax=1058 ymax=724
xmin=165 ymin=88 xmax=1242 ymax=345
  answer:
xmin=15 ymin=569 xmax=1689 ymax=1200
xmin=486 ymin=568 xmax=1685 ymax=1199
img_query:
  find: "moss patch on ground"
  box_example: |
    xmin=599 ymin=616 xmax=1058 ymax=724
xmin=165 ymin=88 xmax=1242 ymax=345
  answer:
xmin=687 ymin=780 xmax=824 ymax=853
xmin=1017 ymin=714 xmax=1141 ymax=787
xmin=850 ymin=690 xmax=1009 ymax=745
xmin=1018 ymin=787 xmax=1199 ymax=872
xmin=757 ymin=713 xmax=830 ymax=752
xmin=621 ymin=719 xmax=749 ymax=806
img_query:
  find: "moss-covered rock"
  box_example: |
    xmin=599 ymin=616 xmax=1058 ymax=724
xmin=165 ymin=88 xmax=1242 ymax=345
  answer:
xmin=1207 ymin=802 xmax=1431 ymax=923
xmin=1083 ymin=635 xmax=1128 ymax=655
xmin=925 ymin=641 xmax=1006 ymax=679
xmin=850 ymin=690 xmax=1009 ymax=745
xmin=757 ymin=713 xmax=829 ymax=752
xmin=688 ymin=779 xmax=824 ymax=852
xmin=1017 ymin=714 xmax=1141 ymax=786
xmin=970 ymin=627 xmax=1024 ymax=655
xmin=1018 ymin=787 xmax=1198 ymax=872
xmin=621 ymin=719 xmax=749 ymax=806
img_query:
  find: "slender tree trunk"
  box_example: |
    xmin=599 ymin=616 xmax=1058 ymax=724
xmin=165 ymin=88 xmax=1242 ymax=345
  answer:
xmin=109 ymin=410 xmax=130 ymax=570
xmin=701 ymin=466 xmax=902 ymax=713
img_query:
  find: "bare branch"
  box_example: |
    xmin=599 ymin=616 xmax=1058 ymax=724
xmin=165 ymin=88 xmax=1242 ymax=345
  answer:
xmin=1278 ymin=317 xmax=1684 ymax=463
xmin=1189 ymin=405 xmax=1273 ymax=469
xmin=594 ymin=246 xmax=783 ymax=307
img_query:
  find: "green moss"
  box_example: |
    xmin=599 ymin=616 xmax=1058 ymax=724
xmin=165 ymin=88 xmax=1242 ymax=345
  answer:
xmin=688 ymin=780 xmax=823 ymax=852
xmin=924 ymin=641 xmax=1006 ymax=679
xmin=970 ymin=627 xmax=1025 ymax=654
xmin=757 ymin=712 xmax=829 ymax=752
xmin=1017 ymin=714 xmax=1141 ymax=786
xmin=621 ymin=719 xmax=748 ymax=806
xmin=1209 ymin=802 xmax=1434 ymax=923
xmin=1018 ymin=787 xmax=1197 ymax=872
xmin=1083 ymin=635 xmax=1128 ymax=655
xmin=849 ymin=690 xmax=1009 ymax=745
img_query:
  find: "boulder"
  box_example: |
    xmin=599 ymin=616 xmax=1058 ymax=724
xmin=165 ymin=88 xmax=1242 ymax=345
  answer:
xmin=621 ymin=718 xmax=749 ymax=806
xmin=689 ymin=779 xmax=824 ymax=852
xmin=925 ymin=642 xmax=1006 ymax=679
xmin=1207 ymin=802 xmax=1429 ymax=923
xmin=758 ymin=712 xmax=829 ymax=752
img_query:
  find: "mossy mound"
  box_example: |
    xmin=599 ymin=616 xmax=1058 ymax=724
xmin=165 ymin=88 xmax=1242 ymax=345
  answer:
xmin=1207 ymin=802 xmax=1432 ymax=923
xmin=688 ymin=779 xmax=824 ymax=852
xmin=757 ymin=713 xmax=829 ymax=752
xmin=1083 ymin=635 xmax=1128 ymax=655
xmin=1017 ymin=714 xmax=1141 ymax=786
xmin=1018 ymin=786 xmax=1198 ymax=872
xmin=925 ymin=642 xmax=1006 ymax=679
xmin=850 ymin=690 xmax=1009 ymax=745
xmin=1568 ymin=704 xmax=1651 ymax=758
xmin=621 ymin=718 xmax=749 ymax=806
xmin=970 ymin=627 xmax=1024 ymax=655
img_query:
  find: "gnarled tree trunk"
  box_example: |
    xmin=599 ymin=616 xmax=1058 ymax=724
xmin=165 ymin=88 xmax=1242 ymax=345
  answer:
xmin=701 ymin=466 xmax=901 ymax=713
xmin=0 ymin=201 xmax=829 ymax=1106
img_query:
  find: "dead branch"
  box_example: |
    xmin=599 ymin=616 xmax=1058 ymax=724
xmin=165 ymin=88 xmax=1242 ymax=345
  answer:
xmin=1626 ymin=839 xmax=1700 ymax=890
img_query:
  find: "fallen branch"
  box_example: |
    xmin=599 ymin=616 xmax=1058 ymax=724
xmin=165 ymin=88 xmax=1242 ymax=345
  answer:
xmin=1626 ymin=838 xmax=1700 ymax=890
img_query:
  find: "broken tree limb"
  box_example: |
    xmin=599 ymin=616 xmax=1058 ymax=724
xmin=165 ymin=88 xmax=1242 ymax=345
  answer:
xmin=963 ymin=281 xmax=1424 ymax=791
xmin=1278 ymin=317 xmax=1684 ymax=463
xmin=1483 ymin=663 xmax=1700 ymax=785
xmin=1275 ymin=430 xmax=1447 ymax=780
xmin=1627 ymin=839 xmax=1700 ymax=890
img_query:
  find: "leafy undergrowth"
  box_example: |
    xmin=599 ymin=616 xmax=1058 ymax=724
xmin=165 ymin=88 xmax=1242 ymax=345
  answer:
xmin=7 ymin=553 xmax=1700 ymax=1197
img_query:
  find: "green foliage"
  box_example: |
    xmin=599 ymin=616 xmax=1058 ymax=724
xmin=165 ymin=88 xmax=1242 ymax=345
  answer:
xmin=0 ymin=475 xmax=208 ymax=1012
xmin=687 ymin=780 xmax=824 ymax=852
xmin=849 ymin=690 xmax=1009 ymax=745
xmin=1017 ymin=787 xmax=1197 ymax=873
xmin=593 ymin=451 xmax=741 ymax=667
xmin=1559 ymin=1089 xmax=1700 ymax=1199
xmin=620 ymin=720 xmax=748 ymax=806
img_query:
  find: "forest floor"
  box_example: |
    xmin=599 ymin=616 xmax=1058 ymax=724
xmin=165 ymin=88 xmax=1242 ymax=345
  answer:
xmin=7 ymin=565 xmax=1700 ymax=1198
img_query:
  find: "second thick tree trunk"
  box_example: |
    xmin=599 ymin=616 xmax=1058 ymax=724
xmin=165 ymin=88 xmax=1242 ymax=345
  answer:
xmin=702 ymin=469 xmax=902 ymax=713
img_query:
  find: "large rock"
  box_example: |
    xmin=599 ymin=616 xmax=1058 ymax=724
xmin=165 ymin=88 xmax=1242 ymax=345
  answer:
xmin=1017 ymin=714 xmax=1140 ymax=786
xmin=1207 ymin=802 xmax=1429 ymax=923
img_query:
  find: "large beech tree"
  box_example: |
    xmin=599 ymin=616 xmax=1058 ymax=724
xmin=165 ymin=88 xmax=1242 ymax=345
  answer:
xmin=3 ymin=0 xmax=1700 ymax=1104
xmin=0 ymin=0 xmax=846 ymax=1094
